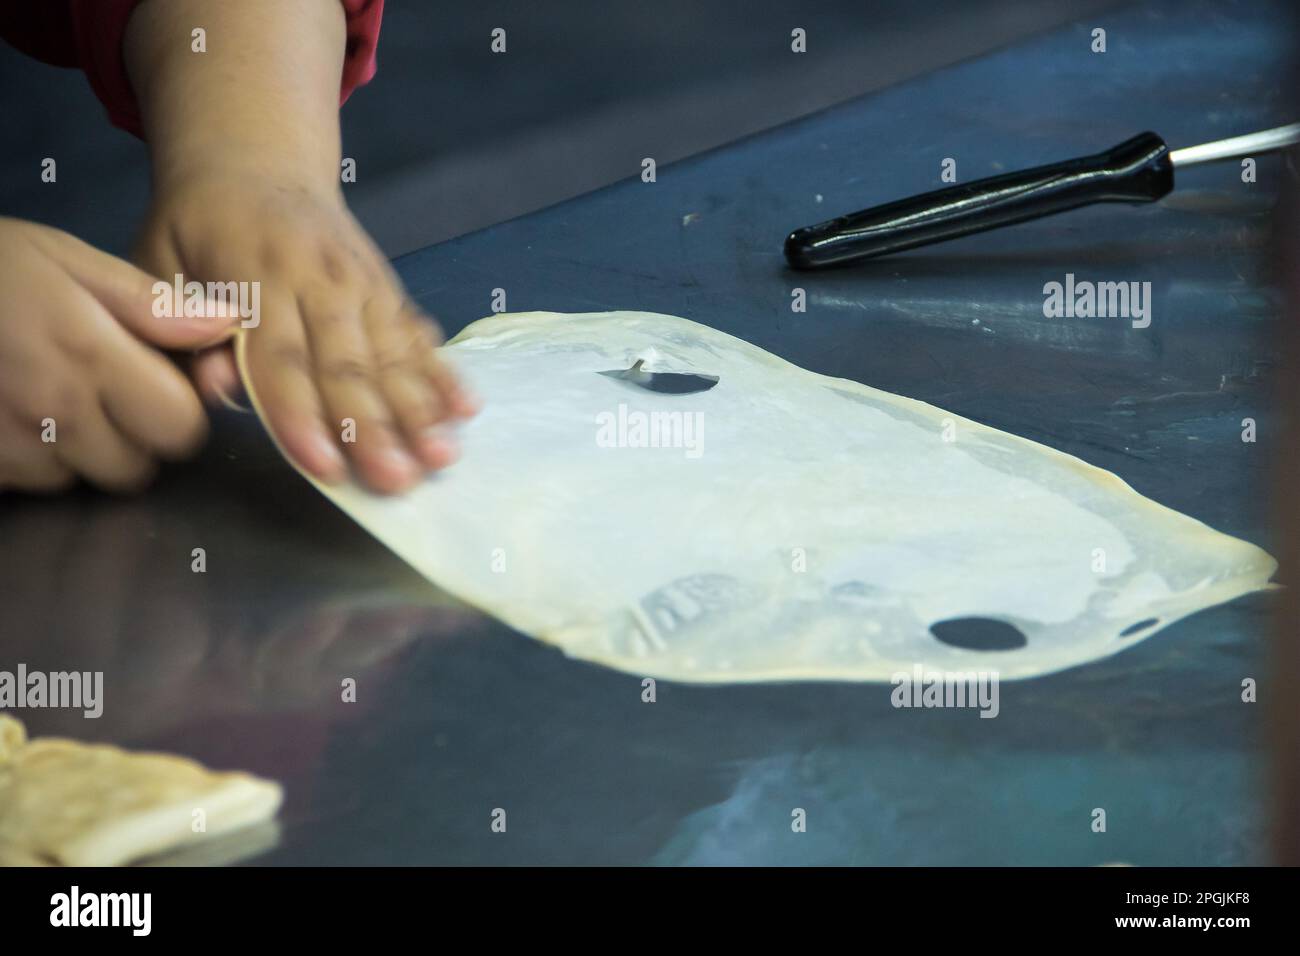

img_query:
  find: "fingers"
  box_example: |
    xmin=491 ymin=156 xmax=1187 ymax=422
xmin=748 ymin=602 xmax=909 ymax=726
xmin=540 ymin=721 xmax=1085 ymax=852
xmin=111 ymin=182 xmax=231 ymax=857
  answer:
xmin=368 ymin=251 xmax=478 ymax=424
xmin=90 ymin=306 xmax=210 ymax=460
xmin=285 ymin=292 xmax=479 ymax=493
xmin=364 ymin=298 xmax=458 ymax=471
xmin=0 ymin=357 xmax=164 ymax=496
xmin=401 ymin=302 xmax=481 ymax=420
xmin=243 ymin=291 xmax=347 ymax=484
xmin=54 ymin=232 xmax=239 ymax=351
xmin=51 ymin=398 xmax=157 ymax=493
xmin=300 ymin=291 xmax=422 ymax=493
xmin=189 ymin=346 xmax=244 ymax=408
xmin=0 ymin=222 xmax=225 ymax=495
xmin=0 ymin=431 xmax=76 ymax=494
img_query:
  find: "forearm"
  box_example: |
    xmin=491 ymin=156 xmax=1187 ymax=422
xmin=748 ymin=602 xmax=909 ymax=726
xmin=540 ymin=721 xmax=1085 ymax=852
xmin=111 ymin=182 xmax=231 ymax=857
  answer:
xmin=124 ymin=0 xmax=346 ymax=196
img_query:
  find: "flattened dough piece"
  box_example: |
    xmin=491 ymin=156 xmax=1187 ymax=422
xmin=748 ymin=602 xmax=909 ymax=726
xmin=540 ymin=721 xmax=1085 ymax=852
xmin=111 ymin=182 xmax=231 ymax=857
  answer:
xmin=237 ymin=310 xmax=1276 ymax=683
xmin=0 ymin=715 xmax=282 ymax=866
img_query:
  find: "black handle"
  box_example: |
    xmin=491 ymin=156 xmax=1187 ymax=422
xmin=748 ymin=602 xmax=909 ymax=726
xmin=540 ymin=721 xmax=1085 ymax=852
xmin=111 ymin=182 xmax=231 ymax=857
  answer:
xmin=784 ymin=132 xmax=1173 ymax=269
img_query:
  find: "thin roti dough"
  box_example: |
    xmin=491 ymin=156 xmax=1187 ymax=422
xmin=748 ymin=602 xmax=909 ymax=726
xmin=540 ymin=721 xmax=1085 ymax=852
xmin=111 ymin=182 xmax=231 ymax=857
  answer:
xmin=0 ymin=716 xmax=282 ymax=866
xmin=236 ymin=310 xmax=1276 ymax=683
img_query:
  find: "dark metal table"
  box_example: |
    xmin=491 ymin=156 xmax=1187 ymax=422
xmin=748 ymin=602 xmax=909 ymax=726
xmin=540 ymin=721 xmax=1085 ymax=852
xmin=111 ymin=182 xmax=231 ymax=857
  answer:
xmin=1 ymin=0 xmax=1290 ymax=865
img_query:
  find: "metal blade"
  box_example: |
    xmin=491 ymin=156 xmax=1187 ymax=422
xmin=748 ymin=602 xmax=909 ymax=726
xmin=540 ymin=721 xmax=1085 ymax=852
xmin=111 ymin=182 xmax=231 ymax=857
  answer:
xmin=1170 ymin=122 xmax=1300 ymax=168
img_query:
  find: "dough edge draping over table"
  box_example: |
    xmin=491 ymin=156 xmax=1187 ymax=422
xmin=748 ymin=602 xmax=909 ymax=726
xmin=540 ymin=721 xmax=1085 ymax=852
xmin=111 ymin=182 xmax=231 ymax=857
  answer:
xmin=236 ymin=310 xmax=1277 ymax=683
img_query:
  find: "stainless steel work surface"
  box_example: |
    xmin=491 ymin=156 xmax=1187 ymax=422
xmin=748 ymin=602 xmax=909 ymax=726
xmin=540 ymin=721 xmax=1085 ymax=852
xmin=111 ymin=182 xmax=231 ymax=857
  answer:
xmin=0 ymin=0 xmax=1290 ymax=865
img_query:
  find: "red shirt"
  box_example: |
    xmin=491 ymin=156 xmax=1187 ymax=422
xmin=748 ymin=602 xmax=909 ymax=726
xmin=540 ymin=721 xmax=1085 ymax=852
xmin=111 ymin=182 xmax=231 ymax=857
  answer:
xmin=0 ymin=0 xmax=383 ymax=137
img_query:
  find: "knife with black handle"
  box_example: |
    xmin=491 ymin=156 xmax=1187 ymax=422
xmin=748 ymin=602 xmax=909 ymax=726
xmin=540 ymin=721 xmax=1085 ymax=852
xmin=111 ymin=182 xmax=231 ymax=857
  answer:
xmin=784 ymin=123 xmax=1300 ymax=269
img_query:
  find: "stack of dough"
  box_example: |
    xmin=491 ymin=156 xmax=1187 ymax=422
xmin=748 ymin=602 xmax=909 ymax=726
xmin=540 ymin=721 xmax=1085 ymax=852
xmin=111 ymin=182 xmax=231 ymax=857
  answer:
xmin=0 ymin=715 xmax=282 ymax=866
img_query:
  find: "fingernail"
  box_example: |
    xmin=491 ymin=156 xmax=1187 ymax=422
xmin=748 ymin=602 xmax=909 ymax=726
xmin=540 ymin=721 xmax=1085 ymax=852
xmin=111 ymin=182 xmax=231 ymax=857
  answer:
xmin=455 ymin=388 xmax=482 ymax=416
xmin=420 ymin=425 xmax=459 ymax=465
xmin=211 ymin=382 xmax=250 ymax=413
xmin=382 ymin=444 xmax=420 ymax=476
xmin=312 ymin=430 xmax=348 ymax=478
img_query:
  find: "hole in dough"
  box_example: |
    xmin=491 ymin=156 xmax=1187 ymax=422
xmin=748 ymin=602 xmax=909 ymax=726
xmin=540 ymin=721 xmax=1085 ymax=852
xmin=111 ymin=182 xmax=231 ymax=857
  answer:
xmin=1118 ymin=617 xmax=1160 ymax=638
xmin=598 ymin=358 xmax=720 ymax=394
xmin=929 ymin=617 xmax=1029 ymax=651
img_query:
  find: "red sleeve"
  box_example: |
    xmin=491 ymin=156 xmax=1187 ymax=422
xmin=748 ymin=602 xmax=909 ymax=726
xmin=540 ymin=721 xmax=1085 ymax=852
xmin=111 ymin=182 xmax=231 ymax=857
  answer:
xmin=0 ymin=0 xmax=384 ymax=138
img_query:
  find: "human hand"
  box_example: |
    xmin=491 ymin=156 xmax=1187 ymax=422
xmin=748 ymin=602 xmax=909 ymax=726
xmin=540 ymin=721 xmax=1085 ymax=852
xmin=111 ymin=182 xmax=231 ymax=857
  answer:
xmin=0 ymin=217 xmax=232 ymax=493
xmin=134 ymin=173 xmax=478 ymax=494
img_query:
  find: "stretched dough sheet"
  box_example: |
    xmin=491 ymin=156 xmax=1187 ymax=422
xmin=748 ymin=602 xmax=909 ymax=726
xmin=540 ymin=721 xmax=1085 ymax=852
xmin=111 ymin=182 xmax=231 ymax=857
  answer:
xmin=237 ymin=311 xmax=1275 ymax=683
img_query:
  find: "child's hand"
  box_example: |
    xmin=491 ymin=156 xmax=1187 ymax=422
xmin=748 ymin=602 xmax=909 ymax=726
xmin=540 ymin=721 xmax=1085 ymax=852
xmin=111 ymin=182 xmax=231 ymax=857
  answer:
xmin=134 ymin=174 xmax=477 ymax=495
xmin=0 ymin=217 xmax=231 ymax=493
xmin=122 ymin=0 xmax=477 ymax=494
